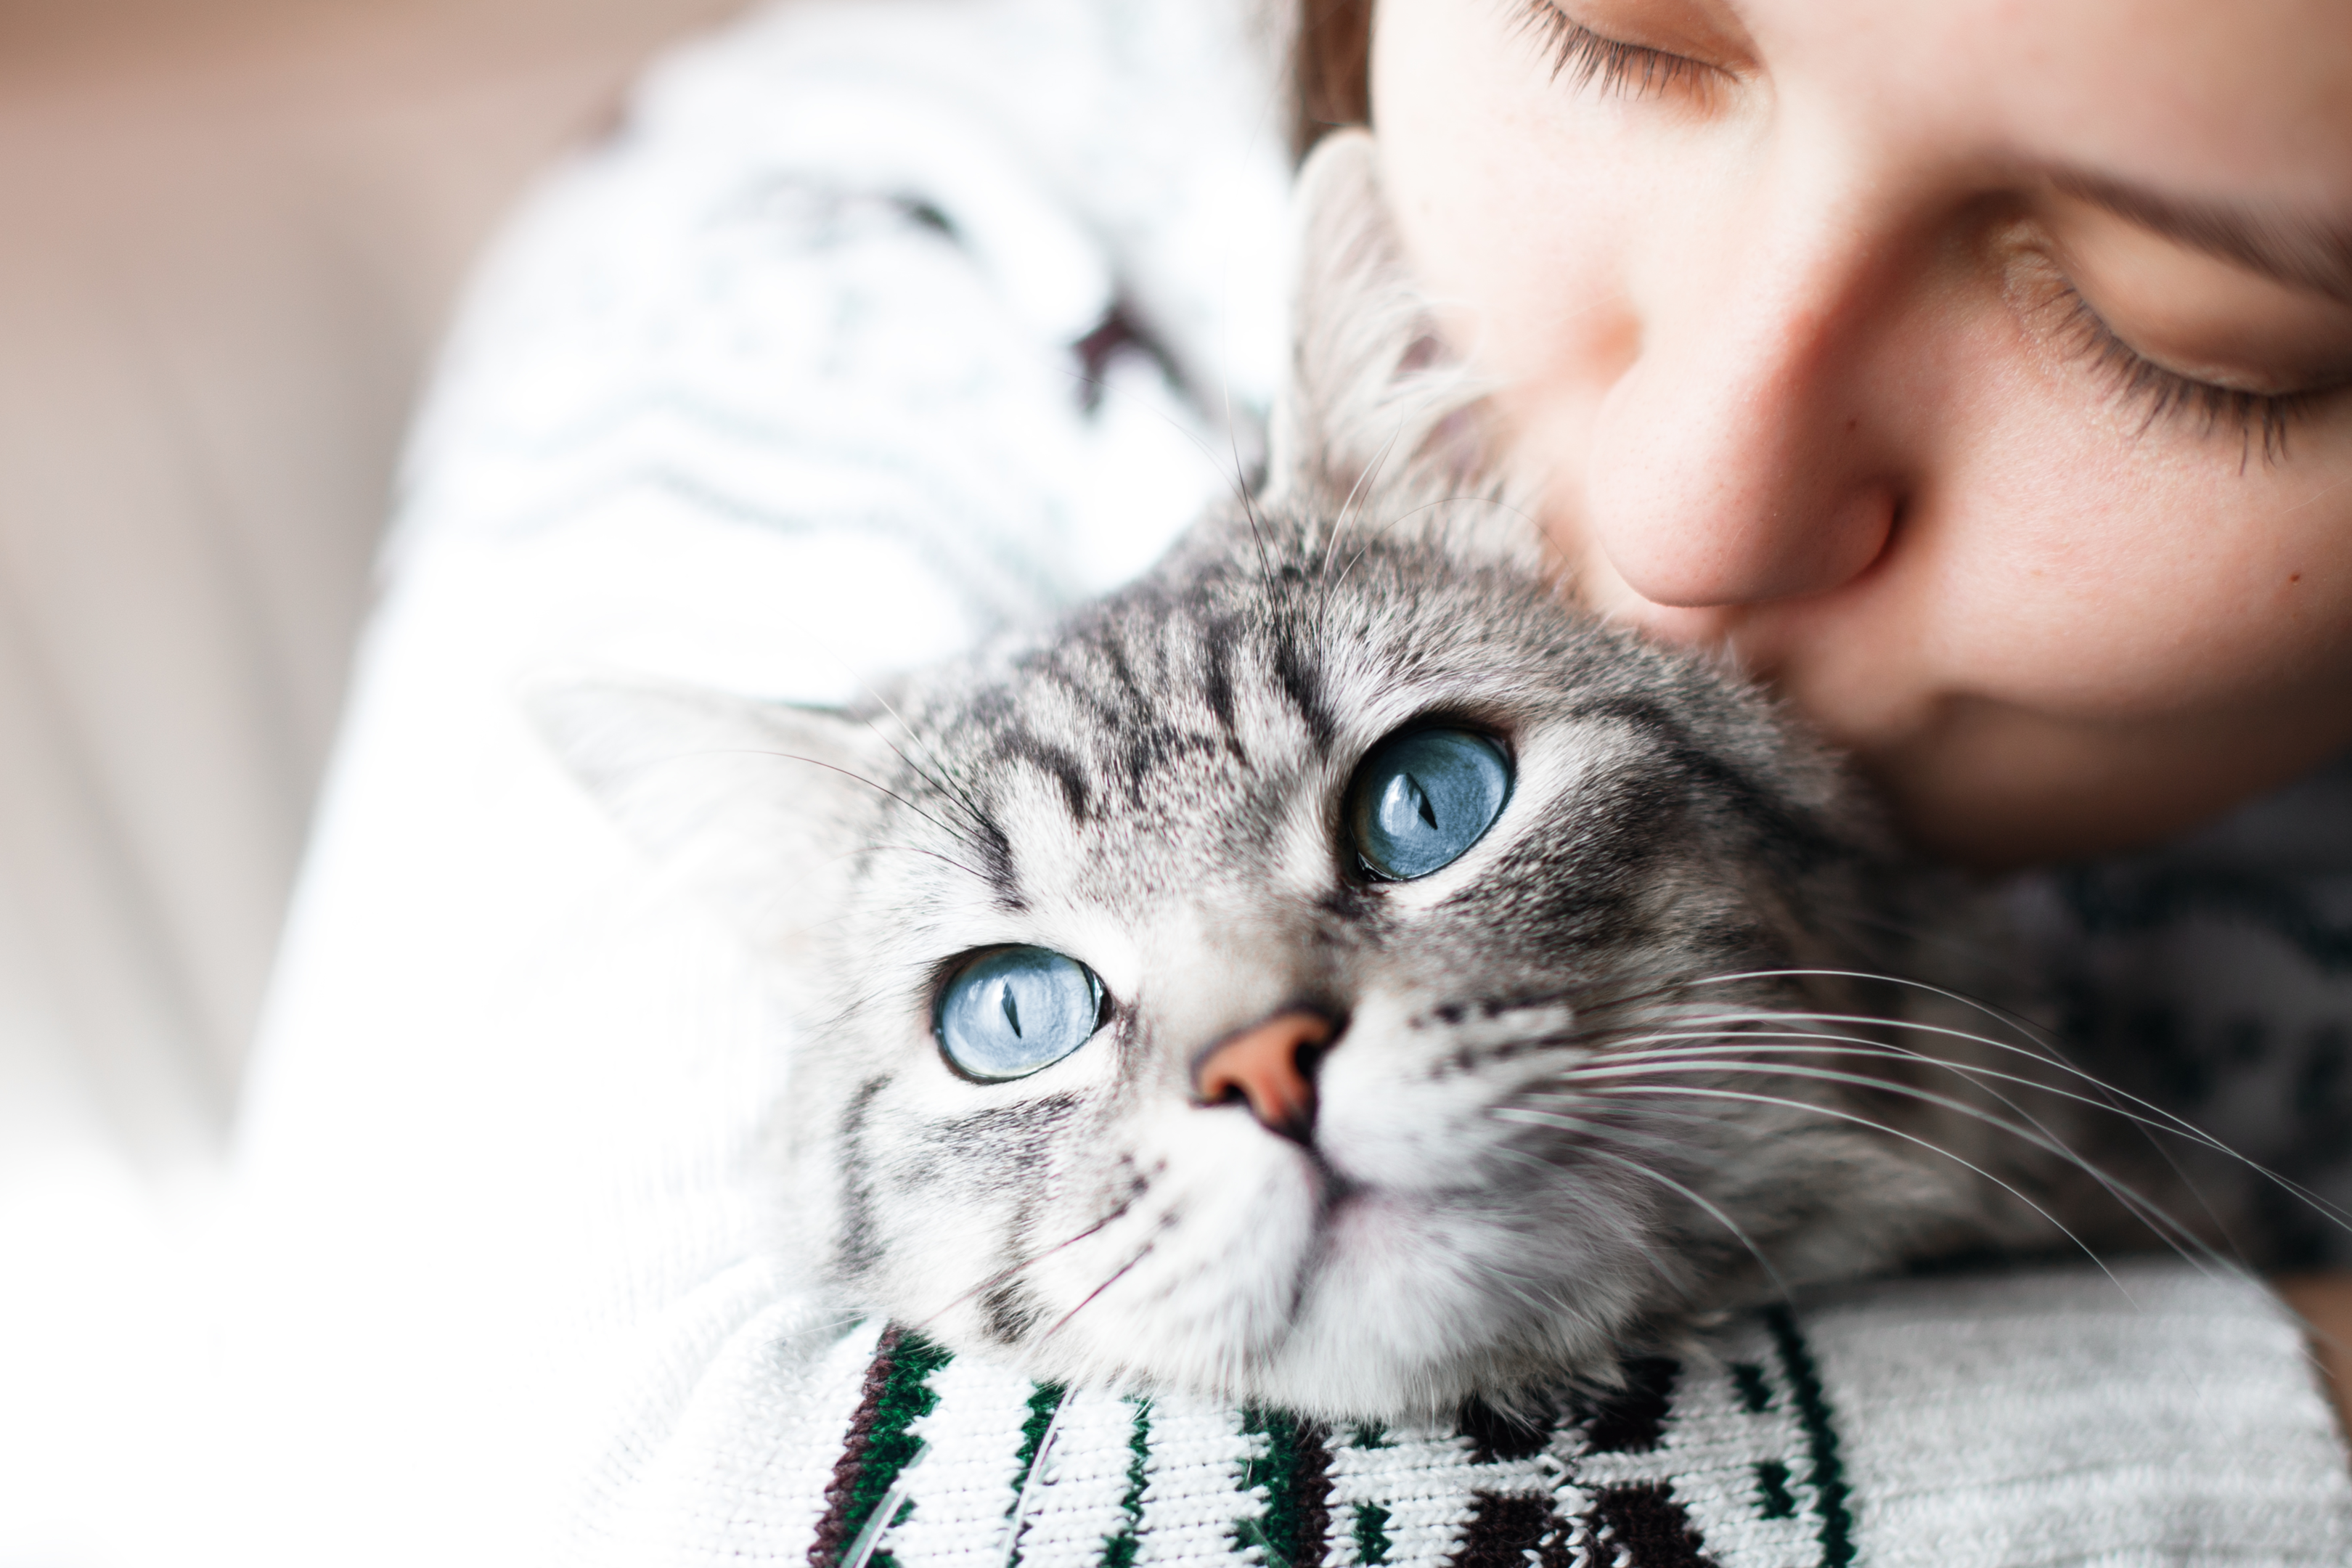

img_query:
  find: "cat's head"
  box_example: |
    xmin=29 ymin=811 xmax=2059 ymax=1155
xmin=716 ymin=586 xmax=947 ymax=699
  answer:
xmin=537 ymin=132 xmax=2006 ymax=1418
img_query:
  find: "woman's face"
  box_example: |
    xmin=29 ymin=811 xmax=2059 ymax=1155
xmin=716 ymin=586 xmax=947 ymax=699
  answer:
xmin=1371 ymin=0 xmax=2352 ymax=866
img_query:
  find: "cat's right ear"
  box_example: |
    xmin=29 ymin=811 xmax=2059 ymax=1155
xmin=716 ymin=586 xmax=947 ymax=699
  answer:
xmin=1261 ymin=127 xmax=1498 ymax=523
xmin=526 ymin=679 xmax=895 ymax=953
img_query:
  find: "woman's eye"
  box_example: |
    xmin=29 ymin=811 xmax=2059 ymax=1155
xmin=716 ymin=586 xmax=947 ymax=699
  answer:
xmin=1347 ymin=729 xmax=1513 ymax=881
xmin=936 ymin=946 xmax=1107 ymax=1081
xmin=2049 ymin=273 xmax=2327 ymax=460
xmin=1519 ymin=2 xmax=1716 ymax=100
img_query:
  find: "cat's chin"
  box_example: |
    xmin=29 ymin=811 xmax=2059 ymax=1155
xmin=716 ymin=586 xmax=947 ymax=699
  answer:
xmin=894 ymin=1175 xmax=1683 ymax=1422
xmin=1201 ymin=1191 xmax=1664 ymax=1420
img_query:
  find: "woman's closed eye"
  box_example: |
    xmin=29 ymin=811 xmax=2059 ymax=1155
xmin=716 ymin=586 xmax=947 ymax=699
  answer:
xmin=1514 ymin=1 xmax=1726 ymax=100
xmin=2014 ymin=197 xmax=2352 ymax=463
xmin=2053 ymin=279 xmax=2321 ymax=460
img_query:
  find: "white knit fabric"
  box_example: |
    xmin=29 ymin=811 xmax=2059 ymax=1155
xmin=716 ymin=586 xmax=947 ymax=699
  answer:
xmin=1805 ymin=1267 xmax=2352 ymax=1564
xmin=474 ymin=1263 xmax=2351 ymax=1567
xmin=193 ymin=3 xmax=2352 ymax=1566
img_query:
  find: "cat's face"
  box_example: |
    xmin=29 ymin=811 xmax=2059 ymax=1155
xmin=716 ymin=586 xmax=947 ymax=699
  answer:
xmin=731 ymin=518 xmax=1982 ymax=1418
xmin=536 ymin=132 xmax=2007 ymax=1417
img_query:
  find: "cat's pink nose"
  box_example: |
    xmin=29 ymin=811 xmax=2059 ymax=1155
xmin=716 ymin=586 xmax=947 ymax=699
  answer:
xmin=1193 ymin=1010 xmax=1334 ymax=1141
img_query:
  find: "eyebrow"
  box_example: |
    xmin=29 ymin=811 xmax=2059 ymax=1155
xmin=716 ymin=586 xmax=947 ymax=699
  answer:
xmin=2055 ymin=171 xmax=2352 ymax=306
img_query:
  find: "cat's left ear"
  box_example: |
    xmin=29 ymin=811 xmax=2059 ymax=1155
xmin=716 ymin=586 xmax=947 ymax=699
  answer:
xmin=527 ymin=679 xmax=898 ymax=954
xmin=1259 ymin=128 xmax=1500 ymax=521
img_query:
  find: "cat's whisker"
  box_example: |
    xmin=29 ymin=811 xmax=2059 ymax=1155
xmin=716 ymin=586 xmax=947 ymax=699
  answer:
xmin=1609 ymin=1040 xmax=2352 ymax=1257
xmin=1484 ymin=1117 xmax=1725 ymax=1302
xmin=1218 ymin=384 xmax=1283 ymax=617
xmin=1616 ymin=1007 xmax=2352 ymax=1237
xmin=1565 ymin=1029 xmax=2164 ymax=1236
xmin=1576 ymin=1077 xmax=2195 ymax=1289
xmin=835 ymin=685 xmax=995 ymax=852
xmin=850 ymin=844 xmax=997 ymax=886
xmin=1569 ymin=1043 xmax=2152 ymax=1201
xmin=1324 ymin=490 xmax=1516 ymax=603
xmin=1601 ymin=1028 xmax=2169 ymax=1137
xmin=1315 ymin=417 xmax=1410 ymax=582
xmin=725 ymin=747 xmax=981 ymax=856
xmin=1324 ymin=488 xmax=1438 ymax=600
xmin=1489 ymin=1104 xmax=1731 ymax=1169
xmin=1304 ymin=415 xmax=1520 ymax=641
xmin=1041 ymin=1231 xmax=1163 ymax=1344
xmin=1762 ymin=973 xmax=2308 ymax=1252
xmin=916 ymin=1191 xmax=1148 ymax=1331
xmin=1605 ymin=1003 xmax=2152 ymax=1136
xmin=1586 ymin=1028 xmax=2088 ymax=1154
xmin=1522 ymin=1130 xmax=1793 ymax=1302
xmin=1063 ymin=339 xmax=1273 ymax=518
xmin=1692 ymin=967 xmax=2071 ymax=1060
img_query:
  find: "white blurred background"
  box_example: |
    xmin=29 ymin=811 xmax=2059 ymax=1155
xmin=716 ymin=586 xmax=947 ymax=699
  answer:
xmin=0 ymin=7 xmax=740 ymax=1542
xmin=0 ymin=0 xmax=745 ymax=1202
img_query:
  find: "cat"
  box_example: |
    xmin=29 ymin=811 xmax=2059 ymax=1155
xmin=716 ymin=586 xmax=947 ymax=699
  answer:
xmin=533 ymin=130 xmax=2197 ymax=1422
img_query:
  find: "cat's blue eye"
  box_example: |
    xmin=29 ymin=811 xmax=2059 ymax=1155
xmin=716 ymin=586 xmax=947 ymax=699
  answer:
xmin=936 ymin=946 xmax=1107 ymax=1081
xmin=1347 ymin=727 xmax=1512 ymax=881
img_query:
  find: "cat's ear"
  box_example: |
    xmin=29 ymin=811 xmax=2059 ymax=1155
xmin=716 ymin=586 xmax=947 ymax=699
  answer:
xmin=527 ymin=679 xmax=896 ymax=952
xmin=1262 ymin=128 xmax=1499 ymax=519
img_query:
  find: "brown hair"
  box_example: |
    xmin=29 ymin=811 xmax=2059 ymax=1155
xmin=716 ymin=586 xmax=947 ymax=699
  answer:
xmin=1293 ymin=0 xmax=1375 ymax=158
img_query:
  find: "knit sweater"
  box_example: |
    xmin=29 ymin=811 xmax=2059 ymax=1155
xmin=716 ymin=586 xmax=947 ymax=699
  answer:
xmin=213 ymin=1 xmax=2352 ymax=1564
xmin=634 ymin=1265 xmax=2347 ymax=1568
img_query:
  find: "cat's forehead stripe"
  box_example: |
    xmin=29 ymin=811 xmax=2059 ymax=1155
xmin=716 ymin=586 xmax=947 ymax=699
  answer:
xmin=968 ymin=804 xmax=1024 ymax=911
xmin=992 ymin=727 xmax=1093 ymax=824
xmin=1267 ymin=626 xmax=1339 ymax=751
xmin=949 ymin=598 xmax=1357 ymax=838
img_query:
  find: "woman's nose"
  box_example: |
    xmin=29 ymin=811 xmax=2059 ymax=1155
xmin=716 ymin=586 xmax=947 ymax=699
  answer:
xmin=1577 ymin=197 xmax=1910 ymax=612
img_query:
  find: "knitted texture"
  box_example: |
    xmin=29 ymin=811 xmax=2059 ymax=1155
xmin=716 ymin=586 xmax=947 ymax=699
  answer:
xmin=769 ymin=1264 xmax=2351 ymax=1567
xmin=813 ymin=1328 xmax=957 ymax=1566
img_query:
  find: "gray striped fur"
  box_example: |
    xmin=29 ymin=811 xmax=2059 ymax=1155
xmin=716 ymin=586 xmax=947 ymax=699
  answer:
xmin=537 ymin=132 xmax=2108 ymax=1421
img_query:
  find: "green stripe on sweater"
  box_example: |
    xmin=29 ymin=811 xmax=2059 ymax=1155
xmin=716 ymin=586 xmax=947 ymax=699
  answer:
xmin=1765 ymin=1306 xmax=1855 ymax=1567
xmin=1098 ymin=1399 xmax=1153 ymax=1568
xmin=838 ymin=1330 xmax=954 ymax=1568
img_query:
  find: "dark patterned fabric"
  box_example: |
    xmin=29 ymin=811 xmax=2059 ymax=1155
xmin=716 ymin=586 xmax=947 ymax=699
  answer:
xmin=2020 ymin=750 xmax=2352 ymax=1266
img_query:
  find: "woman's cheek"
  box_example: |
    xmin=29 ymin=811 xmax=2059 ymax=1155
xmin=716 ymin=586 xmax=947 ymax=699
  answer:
xmin=1990 ymin=412 xmax=2352 ymax=718
xmin=1890 ymin=394 xmax=2352 ymax=734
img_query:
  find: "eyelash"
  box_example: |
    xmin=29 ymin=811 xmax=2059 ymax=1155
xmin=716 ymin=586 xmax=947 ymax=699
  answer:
xmin=2050 ymin=279 xmax=2313 ymax=462
xmin=1519 ymin=4 xmax=2322 ymax=465
xmin=1516 ymin=2 xmax=1713 ymax=97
